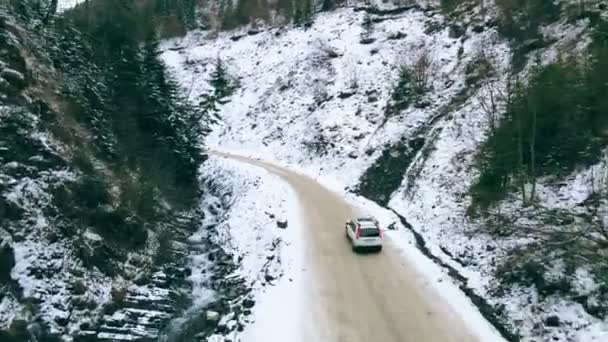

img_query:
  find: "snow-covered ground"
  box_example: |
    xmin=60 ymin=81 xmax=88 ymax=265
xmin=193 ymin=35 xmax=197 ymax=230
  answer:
xmin=57 ymin=0 xmax=84 ymax=12
xmin=199 ymin=156 xmax=308 ymax=342
xmin=201 ymin=152 xmax=506 ymax=341
xmin=161 ymin=3 xmax=608 ymax=341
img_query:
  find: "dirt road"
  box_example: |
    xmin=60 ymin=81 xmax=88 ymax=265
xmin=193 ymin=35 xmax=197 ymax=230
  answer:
xmin=213 ymin=152 xmax=479 ymax=342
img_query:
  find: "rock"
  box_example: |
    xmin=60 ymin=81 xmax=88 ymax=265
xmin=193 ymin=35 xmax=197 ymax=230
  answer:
xmin=1 ymin=68 xmax=26 ymax=89
xmin=215 ymin=323 xmax=228 ymax=334
xmin=71 ymin=280 xmax=87 ymax=295
xmin=324 ymin=48 xmax=340 ymax=59
xmin=0 ymin=240 xmax=15 ymax=284
xmin=449 ymin=24 xmax=465 ymax=39
xmin=55 ymin=316 xmax=69 ymax=327
xmin=206 ymin=310 xmax=220 ymax=322
xmin=353 ymin=133 xmax=365 ymax=141
xmin=485 ymin=245 xmax=496 ymax=252
xmin=338 ymin=91 xmax=355 ymax=99
xmin=472 ymin=25 xmax=484 ymax=33
xmin=264 ymin=274 xmax=275 ymax=282
xmin=242 ymin=298 xmax=255 ymax=309
xmin=545 ymin=315 xmax=560 ymax=327
xmin=387 ymin=222 xmax=397 ymax=230
xmin=276 ymin=220 xmax=288 ymax=229
xmin=387 ymin=31 xmax=407 ymax=40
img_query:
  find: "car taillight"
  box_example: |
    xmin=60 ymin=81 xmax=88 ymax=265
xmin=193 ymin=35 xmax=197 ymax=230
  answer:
xmin=355 ymin=226 xmax=361 ymax=239
xmin=378 ymin=228 xmax=383 ymax=238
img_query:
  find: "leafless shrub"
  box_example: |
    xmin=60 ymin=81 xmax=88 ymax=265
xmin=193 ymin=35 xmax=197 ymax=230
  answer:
xmin=397 ymin=44 xmax=434 ymax=96
xmin=312 ymin=81 xmax=330 ymax=105
xmin=315 ymin=39 xmax=340 ymax=59
xmin=348 ymin=67 xmax=359 ymax=90
xmin=478 ymin=76 xmax=502 ymax=133
xmin=410 ymin=46 xmax=433 ymax=93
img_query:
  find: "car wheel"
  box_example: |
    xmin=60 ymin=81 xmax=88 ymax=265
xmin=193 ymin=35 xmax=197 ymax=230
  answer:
xmin=352 ymin=245 xmax=358 ymax=253
xmin=376 ymin=246 xmax=383 ymax=253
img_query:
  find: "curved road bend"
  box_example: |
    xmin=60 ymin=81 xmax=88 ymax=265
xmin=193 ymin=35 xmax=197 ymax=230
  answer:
xmin=212 ymin=151 xmax=479 ymax=342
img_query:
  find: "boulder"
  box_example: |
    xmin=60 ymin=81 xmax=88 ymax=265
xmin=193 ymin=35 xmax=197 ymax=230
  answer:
xmin=545 ymin=315 xmax=560 ymax=327
xmin=242 ymin=298 xmax=255 ymax=309
xmin=205 ymin=310 xmax=220 ymax=322
xmin=276 ymin=220 xmax=288 ymax=229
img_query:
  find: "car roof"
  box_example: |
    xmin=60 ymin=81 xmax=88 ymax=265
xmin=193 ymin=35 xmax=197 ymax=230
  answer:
xmin=354 ymin=217 xmax=377 ymax=227
xmin=356 ymin=216 xmax=375 ymax=222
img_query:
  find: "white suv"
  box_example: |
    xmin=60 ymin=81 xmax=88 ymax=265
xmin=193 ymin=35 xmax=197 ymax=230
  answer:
xmin=345 ymin=217 xmax=383 ymax=252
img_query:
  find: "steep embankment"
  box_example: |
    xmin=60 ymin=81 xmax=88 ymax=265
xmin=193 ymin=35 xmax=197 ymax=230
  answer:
xmin=162 ymin=1 xmax=608 ymax=341
xmin=0 ymin=1 xmax=227 ymax=341
xmin=212 ymin=152 xmax=504 ymax=342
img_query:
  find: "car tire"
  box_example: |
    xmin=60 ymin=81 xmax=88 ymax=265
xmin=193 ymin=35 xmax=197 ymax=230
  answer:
xmin=376 ymin=246 xmax=383 ymax=253
xmin=352 ymin=245 xmax=358 ymax=253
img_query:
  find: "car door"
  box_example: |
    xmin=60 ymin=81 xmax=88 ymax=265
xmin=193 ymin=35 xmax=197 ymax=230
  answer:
xmin=346 ymin=221 xmax=355 ymax=239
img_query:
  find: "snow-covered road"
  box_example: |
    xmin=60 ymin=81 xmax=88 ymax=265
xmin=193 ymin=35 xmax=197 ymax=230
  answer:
xmin=213 ymin=151 xmax=481 ymax=342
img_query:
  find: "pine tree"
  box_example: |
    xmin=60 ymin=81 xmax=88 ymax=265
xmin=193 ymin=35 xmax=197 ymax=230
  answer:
xmin=221 ymin=0 xmax=236 ymax=29
xmin=391 ymin=66 xmax=415 ymax=111
xmin=293 ymin=3 xmax=303 ymax=25
xmin=321 ymin=0 xmax=334 ymax=11
xmin=276 ymin=0 xmax=294 ymax=23
xmin=209 ymin=57 xmax=235 ymax=101
xmin=294 ymin=0 xmax=313 ymax=26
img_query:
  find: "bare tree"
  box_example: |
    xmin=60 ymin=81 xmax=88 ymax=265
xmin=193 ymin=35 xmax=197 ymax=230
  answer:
xmin=529 ymin=94 xmax=537 ymax=202
xmin=348 ymin=67 xmax=359 ymax=90
xmin=410 ymin=46 xmax=433 ymax=94
xmin=479 ymin=79 xmax=500 ymax=133
xmin=477 ymin=49 xmax=501 ymax=133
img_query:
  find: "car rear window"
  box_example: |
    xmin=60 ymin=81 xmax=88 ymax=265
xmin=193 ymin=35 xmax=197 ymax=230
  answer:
xmin=359 ymin=228 xmax=380 ymax=237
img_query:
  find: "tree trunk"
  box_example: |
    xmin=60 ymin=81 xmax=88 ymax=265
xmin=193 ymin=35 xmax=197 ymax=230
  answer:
xmin=44 ymin=0 xmax=58 ymax=23
xmin=517 ymin=108 xmax=526 ymax=205
xmin=529 ymin=99 xmax=537 ymax=203
xmin=511 ymin=77 xmax=526 ymax=205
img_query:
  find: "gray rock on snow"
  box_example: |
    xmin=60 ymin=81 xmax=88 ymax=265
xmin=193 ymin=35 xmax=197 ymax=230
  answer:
xmin=205 ymin=310 xmax=220 ymax=322
xmin=545 ymin=315 xmax=560 ymax=327
xmin=242 ymin=298 xmax=255 ymax=309
xmin=276 ymin=220 xmax=288 ymax=229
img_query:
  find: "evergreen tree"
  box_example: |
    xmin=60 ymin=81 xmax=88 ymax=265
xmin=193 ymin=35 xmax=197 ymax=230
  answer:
xmin=391 ymin=66 xmax=415 ymax=111
xmin=221 ymin=0 xmax=236 ymax=29
xmin=209 ymin=57 xmax=235 ymax=101
xmin=321 ymin=0 xmax=334 ymax=11
xmin=276 ymin=0 xmax=294 ymax=22
xmin=294 ymin=0 xmax=313 ymax=26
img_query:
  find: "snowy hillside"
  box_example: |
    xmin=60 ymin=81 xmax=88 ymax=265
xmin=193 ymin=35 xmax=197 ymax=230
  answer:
xmin=162 ymin=2 xmax=608 ymax=341
xmin=58 ymin=0 xmax=84 ymax=12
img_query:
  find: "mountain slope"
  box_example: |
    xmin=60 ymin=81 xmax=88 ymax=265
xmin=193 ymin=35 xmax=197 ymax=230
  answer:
xmin=0 ymin=1 xmax=226 ymax=340
xmin=162 ymin=1 xmax=608 ymax=341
